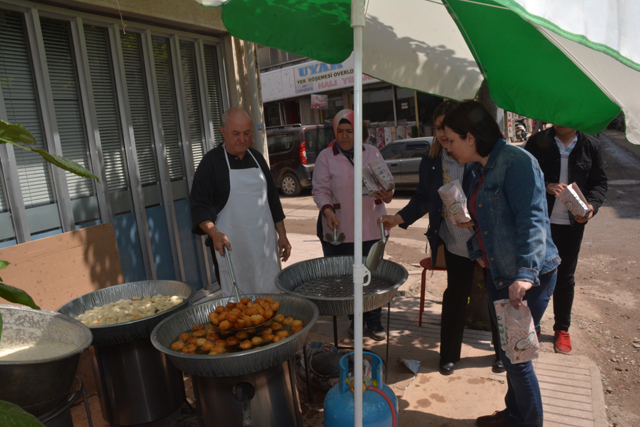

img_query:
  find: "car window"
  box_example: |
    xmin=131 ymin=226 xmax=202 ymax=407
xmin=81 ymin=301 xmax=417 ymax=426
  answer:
xmin=380 ymin=143 xmax=404 ymax=160
xmin=267 ymin=133 xmax=296 ymax=154
xmin=404 ymin=142 xmax=429 ymax=159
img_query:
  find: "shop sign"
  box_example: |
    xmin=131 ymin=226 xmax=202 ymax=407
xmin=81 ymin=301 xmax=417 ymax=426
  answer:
xmin=401 ymin=102 xmax=408 ymax=109
xmin=311 ymin=94 xmax=328 ymax=109
xmin=506 ymin=111 xmax=515 ymax=138
xmin=294 ymin=55 xmax=378 ymax=95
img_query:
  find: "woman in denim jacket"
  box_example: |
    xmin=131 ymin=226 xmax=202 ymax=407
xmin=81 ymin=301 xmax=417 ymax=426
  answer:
xmin=443 ymin=101 xmax=560 ymax=427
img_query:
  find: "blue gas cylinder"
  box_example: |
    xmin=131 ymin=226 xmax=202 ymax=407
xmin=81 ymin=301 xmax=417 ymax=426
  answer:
xmin=324 ymin=351 xmax=398 ymax=427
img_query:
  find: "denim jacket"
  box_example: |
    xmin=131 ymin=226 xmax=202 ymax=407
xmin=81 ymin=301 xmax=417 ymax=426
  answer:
xmin=467 ymin=139 xmax=560 ymax=290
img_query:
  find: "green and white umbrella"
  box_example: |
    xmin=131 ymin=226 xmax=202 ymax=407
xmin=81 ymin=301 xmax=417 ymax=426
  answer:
xmin=195 ymin=0 xmax=640 ymax=423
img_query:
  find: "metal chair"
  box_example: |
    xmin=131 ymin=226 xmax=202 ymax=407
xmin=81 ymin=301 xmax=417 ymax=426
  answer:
xmin=419 ymin=257 xmax=446 ymax=326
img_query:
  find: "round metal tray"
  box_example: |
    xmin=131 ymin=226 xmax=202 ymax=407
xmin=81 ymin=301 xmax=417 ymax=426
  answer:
xmin=275 ymin=256 xmax=408 ymax=316
xmin=151 ymin=293 xmax=319 ymax=378
xmin=57 ymin=280 xmax=195 ymax=346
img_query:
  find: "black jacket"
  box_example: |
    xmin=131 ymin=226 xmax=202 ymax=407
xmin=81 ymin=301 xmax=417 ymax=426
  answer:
xmin=397 ymin=153 xmax=474 ymax=266
xmin=524 ymin=128 xmax=607 ymax=223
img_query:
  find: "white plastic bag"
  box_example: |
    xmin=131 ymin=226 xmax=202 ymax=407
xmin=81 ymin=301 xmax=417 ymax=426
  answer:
xmin=437 ymin=179 xmax=472 ymax=225
xmin=494 ymin=299 xmax=539 ymax=364
xmin=557 ymin=182 xmax=592 ymax=218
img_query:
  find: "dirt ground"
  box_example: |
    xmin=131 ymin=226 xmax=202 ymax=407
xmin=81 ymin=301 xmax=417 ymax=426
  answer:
xmin=285 ymin=130 xmax=640 ymax=427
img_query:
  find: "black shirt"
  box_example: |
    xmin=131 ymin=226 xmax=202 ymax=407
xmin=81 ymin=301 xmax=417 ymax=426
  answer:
xmin=190 ymin=145 xmax=285 ymax=245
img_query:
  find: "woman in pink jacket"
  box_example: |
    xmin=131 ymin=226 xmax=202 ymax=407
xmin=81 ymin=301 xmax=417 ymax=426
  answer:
xmin=312 ymin=109 xmax=393 ymax=340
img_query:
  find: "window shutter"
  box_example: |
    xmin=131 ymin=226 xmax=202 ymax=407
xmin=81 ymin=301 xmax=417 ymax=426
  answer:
xmin=152 ymin=36 xmax=184 ymax=182
xmin=203 ymin=44 xmax=224 ymax=150
xmin=84 ymin=24 xmax=128 ymax=193
xmin=179 ymin=40 xmax=205 ymax=166
xmin=120 ymin=31 xmax=158 ymax=187
xmin=0 ymin=167 xmax=7 ymax=213
xmin=0 ymin=9 xmax=53 ymax=208
xmin=40 ymin=17 xmax=93 ymax=200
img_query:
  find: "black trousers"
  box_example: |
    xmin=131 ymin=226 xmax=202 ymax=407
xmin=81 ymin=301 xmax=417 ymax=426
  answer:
xmin=321 ymin=239 xmax=383 ymax=327
xmin=440 ymin=245 xmax=499 ymax=365
xmin=550 ymin=223 xmax=585 ymax=332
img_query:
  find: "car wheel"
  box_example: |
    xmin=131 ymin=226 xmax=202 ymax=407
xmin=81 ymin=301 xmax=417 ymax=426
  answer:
xmin=280 ymin=173 xmax=302 ymax=197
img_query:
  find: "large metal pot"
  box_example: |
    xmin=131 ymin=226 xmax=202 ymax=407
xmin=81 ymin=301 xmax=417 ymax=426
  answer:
xmin=275 ymin=256 xmax=408 ymax=316
xmin=151 ymin=293 xmax=319 ymax=377
xmin=0 ymin=305 xmax=92 ymax=416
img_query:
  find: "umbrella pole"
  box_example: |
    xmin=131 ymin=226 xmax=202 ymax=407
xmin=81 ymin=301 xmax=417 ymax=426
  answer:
xmin=352 ymin=1 xmax=365 ymax=426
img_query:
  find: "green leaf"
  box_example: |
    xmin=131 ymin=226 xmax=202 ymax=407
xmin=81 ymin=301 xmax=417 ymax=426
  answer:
xmin=0 ymin=283 xmax=40 ymax=310
xmin=0 ymin=400 xmax=44 ymax=427
xmin=0 ymin=259 xmax=9 ymax=270
xmin=0 ymin=120 xmax=37 ymax=146
xmin=30 ymin=148 xmax=101 ymax=184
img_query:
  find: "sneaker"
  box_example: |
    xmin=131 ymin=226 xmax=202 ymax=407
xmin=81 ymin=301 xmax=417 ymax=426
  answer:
xmin=554 ymin=330 xmax=572 ymax=354
xmin=368 ymin=324 xmax=387 ymax=341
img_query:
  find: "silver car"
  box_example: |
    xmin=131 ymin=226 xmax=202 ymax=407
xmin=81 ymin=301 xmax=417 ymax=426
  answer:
xmin=379 ymin=137 xmax=433 ymax=189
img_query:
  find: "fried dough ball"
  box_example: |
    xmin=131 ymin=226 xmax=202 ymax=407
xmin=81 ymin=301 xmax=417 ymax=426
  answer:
xmin=257 ymin=307 xmax=265 ymax=316
xmin=262 ymin=328 xmax=272 ymax=335
xmin=270 ymin=301 xmax=280 ymax=311
xmin=282 ymin=317 xmax=294 ymax=325
xmin=273 ymin=314 xmax=285 ymax=323
xmin=265 ymin=296 xmax=274 ymax=303
xmin=187 ymin=337 xmax=198 ymax=345
xmin=255 ymin=298 xmax=265 ymax=304
xmin=292 ymin=319 xmax=303 ymax=327
xmin=171 ymin=341 xmax=185 ymax=350
xmin=246 ymin=301 xmax=254 ymax=308
xmin=201 ymin=341 xmax=215 ymax=352
xmin=251 ymin=336 xmax=263 ymax=346
xmin=236 ymin=303 xmax=247 ymax=311
xmin=264 ymin=309 xmax=274 ymax=319
xmin=226 ymin=302 xmax=237 ymax=309
xmin=236 ymin=331 xmax=249 ymax=340
xmin=246 ymin=307 xmax=259 ymax=316
xmin=246 ymin=328 xmax=256 ymax=334
xmin=262 ymin=333 xmax=275 ymax=342
xmin=273 ymin=335 xmax=284 ymax=343
xmin=233 ymin=320 xmax=246 ymax=329
xmin=205 ymin=324 xmax=215 ymax=333
xmin=219 ymin=320 xmax=232 ymax=331
xmin=196 ymin=338 xmax=207 ymax=347
xmin=239 ymin=340 xmax=253 ymax=350
xmin=224 ymin=313 xmax=237 ymax=324
xmin=206 ymin=333 xmax=220 ymax=342
xmin=215 ymin=305 xmax=226 ymax=314
xmin=250 ymin=314 xmax=265 ymax=326
xmin=291 ymin=325 xmax=304 ymax=334
xmin=179 ymin=332 xmax=191 ymax=341
xmin=192 ymin=329 xmax=207 ymax=337
xmin=226 ymin=336 xmax=240 ymax=346
xmin=209 ymin=347 xmax=225 ymax=355
xmin=215 ymin=339 xmax=227 ymax=347
xmin=276 ymin=330 xmax=289 ymax=338
xmin=243 ymin=315 xmax=252 ymax=325
xmin=218 ymin=311 xmax=227 ymax=321
xmin=241 ymin=297 xmax=250 ymax=304
xmin=271 ymin=322 xmax=283 ymax=331
xmin=182 ymin=344 xmax=197 ymax=353
xmin=208 ymin=313 xmax=219 ymax=325
xmin=192 ymin=324 xmax=205 ymax=331
xmin=231 ymin=308 xmax=242 ymax=315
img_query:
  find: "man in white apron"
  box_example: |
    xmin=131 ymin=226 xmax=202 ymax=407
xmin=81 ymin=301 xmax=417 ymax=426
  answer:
xmin=190 ymin=108 xmax=291 ymax=296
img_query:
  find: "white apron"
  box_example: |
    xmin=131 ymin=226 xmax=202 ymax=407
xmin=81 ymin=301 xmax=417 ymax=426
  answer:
xmin=214 ymin=150 xmax=281 ymax=297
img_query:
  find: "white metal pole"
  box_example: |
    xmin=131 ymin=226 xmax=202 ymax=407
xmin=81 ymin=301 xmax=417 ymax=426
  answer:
xmin=351 ymin=0 xmax=365 ymax=425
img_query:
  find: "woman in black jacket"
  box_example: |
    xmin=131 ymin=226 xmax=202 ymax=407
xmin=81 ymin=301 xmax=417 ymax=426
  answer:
xmin=380 ymin=100 xmax=502 ymax=375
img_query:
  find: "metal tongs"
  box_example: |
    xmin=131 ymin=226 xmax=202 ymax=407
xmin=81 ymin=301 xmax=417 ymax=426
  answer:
xmin=223 ymin=246 xmax=242 ymax=303
xmin=324 ymin=224 xmax=346 ymax=246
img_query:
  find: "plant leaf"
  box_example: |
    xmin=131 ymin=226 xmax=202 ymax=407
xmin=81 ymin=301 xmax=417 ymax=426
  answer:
xmin=0 ymin=400 xmax=45 ymax=427
xmin=30 ymin=148 xmax=101 ymax=184
xmin=0 ymin=120 xmax=37 ymax=146
xmin=0 ymin=259 xmax=9 ymax=270
xmin=0 ymin=283 xmax=40 ymax=310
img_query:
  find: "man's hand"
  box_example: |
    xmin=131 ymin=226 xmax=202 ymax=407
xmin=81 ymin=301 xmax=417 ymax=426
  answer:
xmin=508 ymin=280 xmax=533 ymax=309
xmin=379 ymin=214 xmax=404 ymax=230
xmin=278 ymin=235 xmax=292 ymax=262
xmin=575 ymin=204 xmax=594 ymax=223
xmin=546 ymin=183 xmax=567 ymax=196
xmin=323 ymin=208 xmax=340 ymax=230
xmin=211 ymin=228 xmax=231 ymax=257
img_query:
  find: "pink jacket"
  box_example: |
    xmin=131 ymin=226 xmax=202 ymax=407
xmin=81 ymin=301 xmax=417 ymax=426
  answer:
xmin=312 ymin=143 xmax=392 ymax=243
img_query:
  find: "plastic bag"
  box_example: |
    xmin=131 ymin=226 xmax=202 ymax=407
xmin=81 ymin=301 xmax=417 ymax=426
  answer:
xmin=494 ymin=299 xmax=539 ymax=364
xmin=437 ymin=179 xmax=472 ymax=225
xmin=557 ymin=182 xmax=592 ymax=218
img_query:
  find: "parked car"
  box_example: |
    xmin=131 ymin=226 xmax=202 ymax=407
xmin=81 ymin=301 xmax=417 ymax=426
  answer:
xmin=266 ymin=123 xmax=334 ymax=196
xmin=379 ymin=137 xmax=433 ymax=190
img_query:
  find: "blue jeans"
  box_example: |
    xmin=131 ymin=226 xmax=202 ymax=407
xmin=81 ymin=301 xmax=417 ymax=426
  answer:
xmin=487 ymin=268 xmax=557 ymax=427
